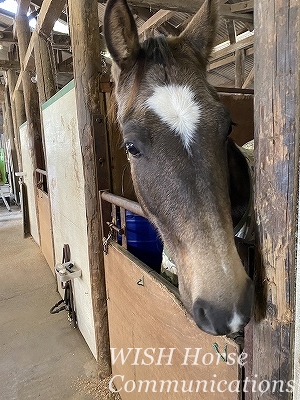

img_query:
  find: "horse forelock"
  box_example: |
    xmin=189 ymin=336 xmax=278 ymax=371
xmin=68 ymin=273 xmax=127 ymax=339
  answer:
xmin=112 ymin=36 xmax=175 ymax=118
xmin=113 ymin=35 xmax=211 ymax=153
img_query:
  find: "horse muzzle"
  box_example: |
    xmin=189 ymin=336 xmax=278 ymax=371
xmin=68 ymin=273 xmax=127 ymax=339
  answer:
xmin=192 ymin=278 xmax=254 ymax=336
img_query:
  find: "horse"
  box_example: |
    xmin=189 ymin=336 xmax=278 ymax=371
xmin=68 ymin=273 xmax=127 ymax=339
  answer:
xmin=104 ymin=0 xmax=254 ymax=336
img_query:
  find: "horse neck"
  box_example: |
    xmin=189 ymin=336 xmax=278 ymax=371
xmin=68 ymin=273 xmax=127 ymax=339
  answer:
xmin=227 ymin=138 xmax=251 ymax=228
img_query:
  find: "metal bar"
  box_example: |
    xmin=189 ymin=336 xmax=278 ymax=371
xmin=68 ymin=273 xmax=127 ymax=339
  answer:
xmin=120 ymin=207 xmax=127 ymax=249
xmin=36 ymin=168 xmax=47 ymax=176
xmin=215 ymin=86 xmax=254 ymax=95
xmin=101 ymin=191 xmax=144 ymax=217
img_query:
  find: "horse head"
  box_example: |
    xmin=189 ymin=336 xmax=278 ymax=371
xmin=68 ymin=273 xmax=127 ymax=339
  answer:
xmin=104 ymin=0 xmax=254 ymax=335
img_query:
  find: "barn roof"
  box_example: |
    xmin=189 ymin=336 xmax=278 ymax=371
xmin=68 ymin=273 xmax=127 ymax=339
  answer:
xmin=0 ymin=0 xmax=254 ymax=95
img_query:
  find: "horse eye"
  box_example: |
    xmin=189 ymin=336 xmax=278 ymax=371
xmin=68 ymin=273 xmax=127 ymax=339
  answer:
xmin=125 ymin=142 xmax=141 ymax=157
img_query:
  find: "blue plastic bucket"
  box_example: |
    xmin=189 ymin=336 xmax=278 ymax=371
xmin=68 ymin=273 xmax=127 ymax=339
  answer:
xmin=125 ymin=210 xmax=163 ymax=272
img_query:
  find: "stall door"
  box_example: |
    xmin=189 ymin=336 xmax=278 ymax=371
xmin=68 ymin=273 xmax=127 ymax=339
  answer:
xmin=36 ymin=187 xmax=54 ymax=272
xmin=104 ymin=242 xmax=242 ymax=400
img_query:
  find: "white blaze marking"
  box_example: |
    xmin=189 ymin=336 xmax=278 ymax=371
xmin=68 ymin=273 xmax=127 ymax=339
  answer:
xmin=228 ymin=310 xmax=243 ymax=333
xmin=145 ymin=84 xmax=201 ymax=152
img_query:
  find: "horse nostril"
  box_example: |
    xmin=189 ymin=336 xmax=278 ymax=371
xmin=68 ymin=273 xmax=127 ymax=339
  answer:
xmin=192 ymin=300 xmax=226 ymax=336
xmin=193 ymin=298 xmax=252 ymax=336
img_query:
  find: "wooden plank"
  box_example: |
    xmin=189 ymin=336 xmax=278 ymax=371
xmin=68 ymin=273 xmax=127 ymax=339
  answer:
xmin=36 ymin=188 xmax=55 ymax=272
xmin=68 ymin=0 xmax=111 ymax=376
xmin=105 ymin=244 xmax=241 ymax=399
xmin=249 ymin=0 xmax=300 ymax=399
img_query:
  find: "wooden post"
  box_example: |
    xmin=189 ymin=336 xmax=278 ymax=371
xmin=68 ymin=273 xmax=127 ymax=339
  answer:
xmin=7 ymin=69 xmax=26 ymax=133
xmin=7 ymin=69 xmax=25 ymax=170
xmin=235 ymin=49 xmax=245 ymax=88
xmin=15 ymin=13 xmax=44 ymax=170
xmin=68 ymin=0 xmax=111 ymax=376
xmin=3 ymin=85 xmax=19 ymax=199
xmin=250 ymin=1 xmax=300 ymax=399
xmin=34 ymin=33 xmax=57 ymax=104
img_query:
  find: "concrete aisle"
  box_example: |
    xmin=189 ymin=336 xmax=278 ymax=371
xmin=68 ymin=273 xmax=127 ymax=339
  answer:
xmin=0 ymin=205 xmax=118 ymax=400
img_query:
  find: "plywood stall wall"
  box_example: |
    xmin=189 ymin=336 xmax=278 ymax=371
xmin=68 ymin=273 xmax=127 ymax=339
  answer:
xmin=19 ymin=122 xmax=40 ymax=244
xmin=42 ymin=81 xmax=96 ymax=358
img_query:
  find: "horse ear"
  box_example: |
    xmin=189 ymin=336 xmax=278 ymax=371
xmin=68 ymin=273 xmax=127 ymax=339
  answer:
xmin=179 ymin=0 xmax=218 ymax=62
xmin=104 ymin=0 xmax=140 ymax=70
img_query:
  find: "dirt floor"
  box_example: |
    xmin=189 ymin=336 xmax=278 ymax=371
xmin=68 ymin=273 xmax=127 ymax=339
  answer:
xmin=0 ymin=204 xmax=121 ymax=400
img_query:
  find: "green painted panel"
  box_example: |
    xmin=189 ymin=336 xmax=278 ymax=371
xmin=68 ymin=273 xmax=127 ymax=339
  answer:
xmin=42 ymin=80 xmax=75 ymax=110
xmin=0 ymin=148 xmax=6 ymax=185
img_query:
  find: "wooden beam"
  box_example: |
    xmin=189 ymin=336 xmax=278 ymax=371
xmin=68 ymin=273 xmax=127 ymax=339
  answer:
xmin=15 ymin=13 xmax=44 ymax=170
xmin=235 ymin=48 xmax=245 ymax=87
xmin=0 ymin=84 xmax=5 ymax=102
xmin=133 ymin=6 xmax=179 ymax=36
xmin=0 ymin=31 xmax=15 ymax=42
xmin=14 ymin=0 xmax=66 ymax=93
xmin=3 ymin=84 xmax=20 ymax=198
xmin=7 ymin=69 xmax=25 ymax=170
xmin=36 ymin=0 xmax=66 ymax=36
xmin=138 ymin=10 xmax=175 ymax=35
xmin=17 ymin=0 xmax=31 ymax=15
xmin=21 ymin=33 xmax=36 ymax=72
xmin=127 ymin=0 xmax=253 ymax=16
xmin=231 ymin=0 xmax=254 ymax=13
xmin=128 ymin=0 xmax=203 ymax=13
xmin=226 ymin=20 xmax=236 ymax=45
xmin=34 ymin=32 xmax=57 ymax=104
xmin=68 ymin=0 xmax=111 ymax=376
xmin=242 ymin=66 xmax=254 ymax=89
xmin=211 ymin=34 xmax=254 ymax=61
xmin=0 ymin=60 xmax=20 ymax=70
xmin=208 ymin=47 xmax=253 ymax=71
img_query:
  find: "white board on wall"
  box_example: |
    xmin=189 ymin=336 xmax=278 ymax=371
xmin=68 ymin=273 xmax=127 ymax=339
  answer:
xmin=42 ymin=81 xmax=96 ymax=358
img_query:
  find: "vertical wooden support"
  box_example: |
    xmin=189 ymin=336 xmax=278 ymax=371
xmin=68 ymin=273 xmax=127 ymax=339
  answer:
xmin=15 ymin=13 xmax=44 ymax=169
xmin=34 ymin=33 xmax=57 ymax=104
xmin=235 ymin=49 xmax=245 ymax=88
xmin=3 ymin=85 xmax=19 ymax=197
xmin=68 ymin=0 xmax=111 ymax=376
xmin=7 ymin=70 xmax=26 ymax=137
xmin=250 ymin=1 xmax=300 ymax=399
xmin=7 ymin=69 xmax=25 ymax=170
